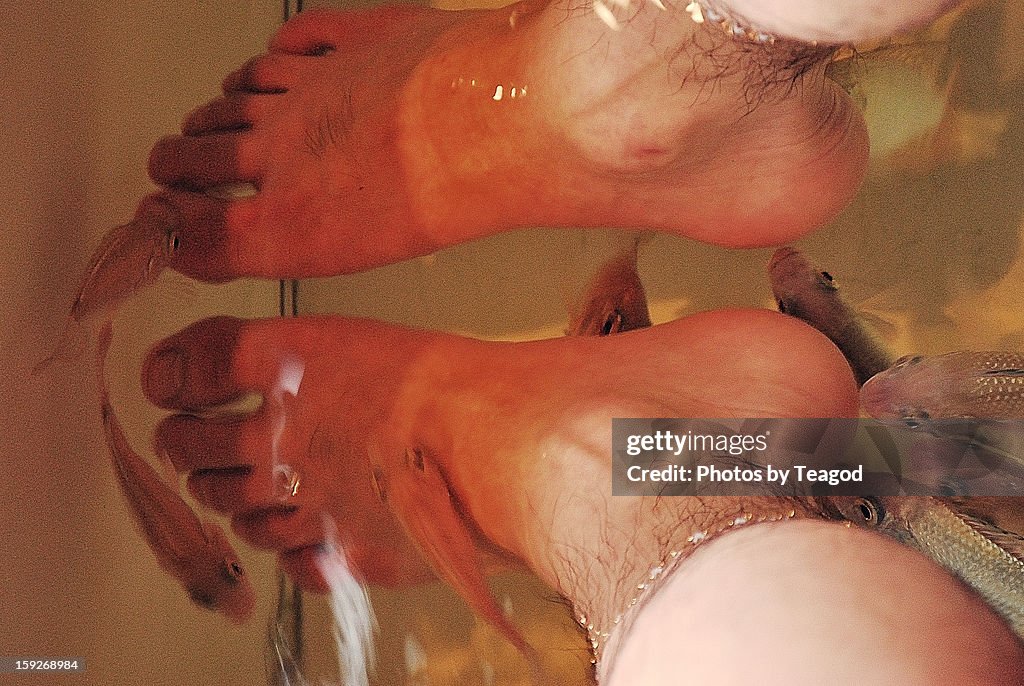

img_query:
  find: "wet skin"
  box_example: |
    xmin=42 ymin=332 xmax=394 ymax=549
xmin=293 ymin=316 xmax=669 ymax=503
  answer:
xmin=146 ymin=1 xmax=868 ymax=281
xmin=143 ymin=309 xmax=858 ymax=626
xmin=135 ymin=0 xmax=1022 ymax=680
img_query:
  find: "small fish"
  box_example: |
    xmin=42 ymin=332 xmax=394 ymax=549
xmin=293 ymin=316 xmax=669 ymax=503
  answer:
xmin=369 ymin=445 xmax=546 ymax=684
xmin=96 ymin=321 xmax=254 ymax=623
xmin=861 ymin=351 xmax=1024 ymax=421
xmin=35 ymin=196 xmax=181 ymax=374
xmin=567 ymin=240 xmax=652 ymax=337
xmin=769 ymin=247 xmax=894 ymax=386
xmin=826 ymin=42 xmax=958 ymax=166
xmin=822 ymin=496 xmax=1024 ymax=637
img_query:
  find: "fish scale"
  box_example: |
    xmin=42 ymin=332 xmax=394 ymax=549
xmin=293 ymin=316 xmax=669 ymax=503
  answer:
xmin=824 ymin=496 xmax=1024 ymax=640
xmin=908 ymin=503 xmax=1024 ymax=634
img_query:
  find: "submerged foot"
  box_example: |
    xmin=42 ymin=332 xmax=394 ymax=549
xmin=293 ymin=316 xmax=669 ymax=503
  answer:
xmin=141 ymin=309 xmax=857 ymax=601
xmin=148 ymin=1 xmax=867 ymax=281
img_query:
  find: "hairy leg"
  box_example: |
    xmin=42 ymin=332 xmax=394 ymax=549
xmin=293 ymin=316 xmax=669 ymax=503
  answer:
xmin=141 ymin=312 xmax=1024 ymax=682
xmin=148 ymin=1 xmax=867 ymax=281
xmin=141 ymin=309 xmax=855 ymax=589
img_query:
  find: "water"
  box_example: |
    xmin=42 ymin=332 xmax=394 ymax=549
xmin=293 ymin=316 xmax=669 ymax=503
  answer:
xmin=4 ymin=0 xmax=1022 ymax=685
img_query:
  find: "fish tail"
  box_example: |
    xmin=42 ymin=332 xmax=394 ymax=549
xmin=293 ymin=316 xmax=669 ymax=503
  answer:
xmin=521 ymin=643 xmax=549 ymax=686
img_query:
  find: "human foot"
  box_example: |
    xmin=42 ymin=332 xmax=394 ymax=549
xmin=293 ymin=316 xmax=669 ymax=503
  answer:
xmin=141 ymin=309 xmax=858 ymax=602
xmin=147 ymin=1 xmax=867 ymax=282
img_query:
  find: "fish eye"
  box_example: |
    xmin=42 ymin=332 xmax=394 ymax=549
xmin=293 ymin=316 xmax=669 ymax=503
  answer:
xmin=852 ymin=497 xmax=884 ymax=526
xmin=900 ymin=409 xmax=930 ymax=429
xmin=167 ymin=232 xmax=181 ymax=253
xmin=601 ymin=311 xmax=624 ymax=336
xmin=816 ymin=271 xmax=838 ymax=291
xmin=223 ymin=560 xmax=245 ymax=582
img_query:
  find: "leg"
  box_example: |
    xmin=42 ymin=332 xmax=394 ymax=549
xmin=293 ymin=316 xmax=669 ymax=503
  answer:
xmin=141 ymin=309 xmax=856 ymax=589
xmin=148 ymin=1 xmax=868 ymax=281
xmin=604 ymin=520 xmax=1024 ymax=685
xmin=718 ymin=0 xmax=966 ymax=43
xmin=141 ymin=312 xmax=1024 ymax=682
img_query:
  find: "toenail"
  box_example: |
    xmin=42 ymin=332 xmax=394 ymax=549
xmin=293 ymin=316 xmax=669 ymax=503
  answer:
xmin=144 ymin=347 xmax=186 ymax=403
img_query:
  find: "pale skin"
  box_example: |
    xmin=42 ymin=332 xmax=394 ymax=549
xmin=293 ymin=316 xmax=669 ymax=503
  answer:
xmin=142 ymin=0 xmax=1024 ymax=683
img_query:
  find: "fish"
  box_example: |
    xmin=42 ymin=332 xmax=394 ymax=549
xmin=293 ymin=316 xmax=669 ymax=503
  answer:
xmin=566 ymin=239 xmax=652 ymax=337
xmin=768 ymin=246 xmax=895 ymax=386
xmin=369 ymin=444 xmax=546 ymax=684
xmin=95 ymin=321 xmax=255 ymax=623
xmin=826 ymin=42 xmax=961 ymax=169
xmin=861 ymin=351 xmax=1024 ymax=421
xmin=821 ymin=496 xmax=1024 ymax=638
xmin=34 ymin=196 xmax=181 ymax=375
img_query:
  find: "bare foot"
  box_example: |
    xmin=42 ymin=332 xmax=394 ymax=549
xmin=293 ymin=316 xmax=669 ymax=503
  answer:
xmin=141 ymin=309 xmax=857 ymax=603
xmin=147 ymin=2 xmax=868 ymax=281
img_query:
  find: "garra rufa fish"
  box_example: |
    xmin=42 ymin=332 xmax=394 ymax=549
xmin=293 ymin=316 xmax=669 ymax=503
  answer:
xmin=861 ymin=351 xmax=1024 ymax=421
xmin=566 ymin=237 xmax=652 ymax=337
xmin=35 ymin=196 xmax=181 ymax=375
xmin=826 ymin=42 xmax=962 ymax=171
xmin=821 ymin=495 xmax=1024 ymax=638
xmin=768 ymin=247 xmax=894 ymax=386
xmin=368 ymin=444 xmax=546 ymax=684
xmin=96 ymin=321 xmax=254 ymax=622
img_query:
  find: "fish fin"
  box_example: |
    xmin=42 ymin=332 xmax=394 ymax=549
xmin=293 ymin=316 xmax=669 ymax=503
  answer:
xmin=856 ymin=310 xmax=899 ymax=345
xmin=566 ymin=234 xmax=652 ymax=337
xmin=157 ymin=450 xmax=183 ymax=492
xmin=95 ymin=319 xmax=114 ymax=401
xmin=32 ymin=318 xmax=88 ymax=376
xmin=371 ymin=440 xmax=543 ymax=680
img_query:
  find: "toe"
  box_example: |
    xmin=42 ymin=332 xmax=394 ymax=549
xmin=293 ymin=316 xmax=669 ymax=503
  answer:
xmin=232 ymin=506 xmax=325 ymax=551
xmin=142 ymin=316 xmax=281 ymax=409
xmin=187 ymin=466 xmax=281 ymax=514
xmin=148 ymin=131 xmax=265 ymax=188
xmin=221 ymin=53 xmax=315 ymax=94
xmin=269 ymin=6 xmax=423 ymax=55
xmin=155 ymin=412 xmax=269 ymax=472
xmin=148 ymin=189 xmax=269 ymax=282
xmin=278 ymin=546 xmax=332 ymax=592
xmin=181 ymin=95 xmax=268 ymax=136
xmin=269 ymin=8 xmax=353 ymax=55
